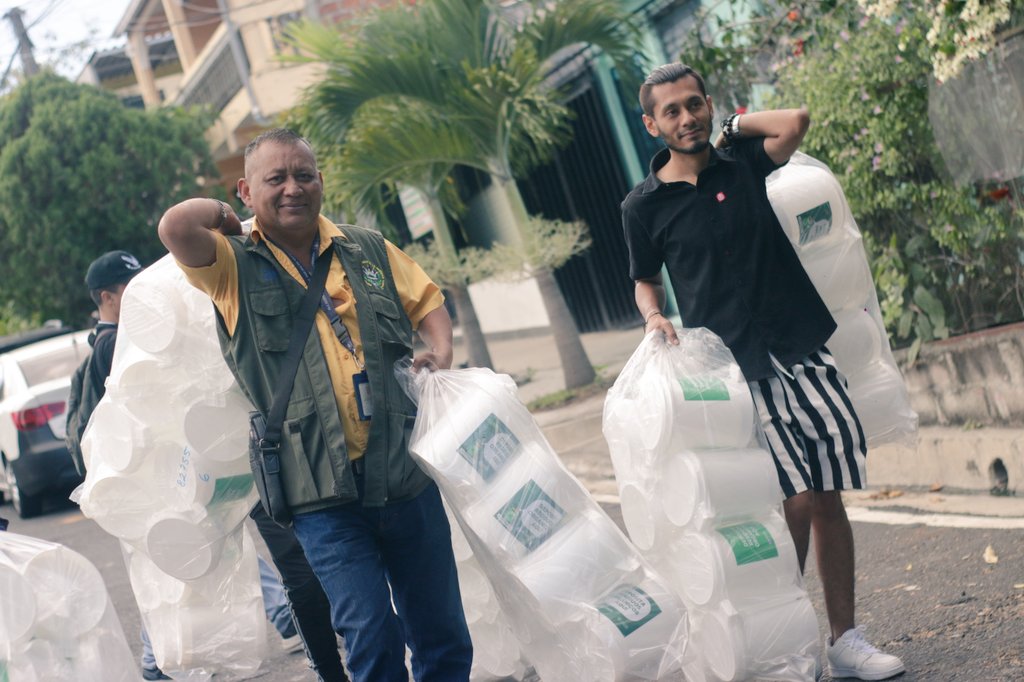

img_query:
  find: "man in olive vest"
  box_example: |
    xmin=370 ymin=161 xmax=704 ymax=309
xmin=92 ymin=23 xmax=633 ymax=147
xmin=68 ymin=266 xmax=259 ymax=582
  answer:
xmin=157 ymin=128 xmax=472 ymax=682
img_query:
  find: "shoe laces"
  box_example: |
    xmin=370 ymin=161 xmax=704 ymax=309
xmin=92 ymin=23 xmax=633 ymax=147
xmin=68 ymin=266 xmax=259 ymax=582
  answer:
xmin=842 ymin=625 xmax=881 ymax=654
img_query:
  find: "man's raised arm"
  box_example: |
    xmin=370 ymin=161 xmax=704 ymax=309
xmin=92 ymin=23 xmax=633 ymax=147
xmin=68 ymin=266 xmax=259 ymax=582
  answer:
xmin=718 ymin=107 xmax=810 ymax=166
xmin=158 ymin=198 xmax=242 ymax=267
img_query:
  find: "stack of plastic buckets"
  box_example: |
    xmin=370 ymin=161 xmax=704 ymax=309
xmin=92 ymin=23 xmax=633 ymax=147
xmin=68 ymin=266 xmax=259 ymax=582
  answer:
xmin=767 ymin=152 xmax=918 ymax=446
xmin=406 ymin=367 xmax=689 ymax=681
xmin=603 ymin=329 xmax=819 ymax=681
xmin=0 ymin=531 xmax=137 ymax=681
xmin=75 ymin=255 xmax=266 ymax=678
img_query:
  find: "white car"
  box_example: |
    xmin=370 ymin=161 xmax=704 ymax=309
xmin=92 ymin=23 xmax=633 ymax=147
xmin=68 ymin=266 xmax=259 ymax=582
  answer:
xmin=0 ymin=330 xmax=92 ymax=518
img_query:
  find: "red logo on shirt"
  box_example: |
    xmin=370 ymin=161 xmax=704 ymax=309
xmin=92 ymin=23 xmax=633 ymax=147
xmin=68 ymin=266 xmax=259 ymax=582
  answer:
xmin=716 ymin=192 xmax=726 ymax=202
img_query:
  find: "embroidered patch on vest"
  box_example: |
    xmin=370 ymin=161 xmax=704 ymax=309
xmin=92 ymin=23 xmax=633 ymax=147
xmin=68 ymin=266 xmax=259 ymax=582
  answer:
xmin=361 ymin=260 xmax=386 ymax=290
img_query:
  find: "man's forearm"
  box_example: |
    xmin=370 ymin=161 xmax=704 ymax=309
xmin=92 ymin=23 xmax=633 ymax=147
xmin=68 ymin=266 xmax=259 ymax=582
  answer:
xmin=158 ymin=198 xmax=241 ymax=267
xmin=415 ymin=305 xmax=454 ymax=370
xmin=635 ymin=278 xmax=667 ymax=324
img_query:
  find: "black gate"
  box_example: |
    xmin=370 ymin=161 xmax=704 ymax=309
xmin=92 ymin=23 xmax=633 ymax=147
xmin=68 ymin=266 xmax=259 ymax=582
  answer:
xmin=518 ymin=74 xmax=642 ymax=333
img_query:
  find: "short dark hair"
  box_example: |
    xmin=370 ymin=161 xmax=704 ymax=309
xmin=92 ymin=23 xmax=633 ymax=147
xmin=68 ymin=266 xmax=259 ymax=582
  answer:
xmin=89 ymin=284 xmax=123 ymax=308
xmin=639 ymin=63 xmax=708 ymax=116
xmin=244 ymin=128 xmax=316 ymax=168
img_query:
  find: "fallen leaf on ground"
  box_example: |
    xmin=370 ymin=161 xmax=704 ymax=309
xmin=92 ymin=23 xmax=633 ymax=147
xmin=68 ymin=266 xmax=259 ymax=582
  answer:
xmin=868 ymin=488 xmax=905 ymax=500
xmin=905 ymin=563 xmax=913 ymax=571
xmin=1014 ymin=584 xmax=1024 ymax=589
xmin=903 ymin=585 xmax=920 ymax=591
xmin=983 ymin=545 xmax=999 ymax=564
xmin=929 ymin=483 xmax=944 ymax=492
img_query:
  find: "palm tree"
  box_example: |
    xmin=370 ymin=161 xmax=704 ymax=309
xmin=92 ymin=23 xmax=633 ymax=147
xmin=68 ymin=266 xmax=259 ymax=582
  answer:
xmin=295 ymin=100 xmax=499 ymax=369
xmin=289 ymin=0 xmax=644 ymax=389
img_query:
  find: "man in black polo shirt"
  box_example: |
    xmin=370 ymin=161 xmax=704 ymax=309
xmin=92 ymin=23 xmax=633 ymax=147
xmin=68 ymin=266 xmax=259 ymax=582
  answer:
xmin=622 ymin=63 xmax=905 ymax=681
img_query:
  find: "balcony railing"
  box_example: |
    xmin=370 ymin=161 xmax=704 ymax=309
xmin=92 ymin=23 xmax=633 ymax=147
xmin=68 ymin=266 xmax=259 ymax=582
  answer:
xmin=175 ymin=32 xmax=246 ymax=112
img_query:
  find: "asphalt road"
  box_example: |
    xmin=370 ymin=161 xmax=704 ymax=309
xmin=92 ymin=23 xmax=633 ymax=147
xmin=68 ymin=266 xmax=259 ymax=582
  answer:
xmin=3 ymin=489 xmax=1022 ymax=681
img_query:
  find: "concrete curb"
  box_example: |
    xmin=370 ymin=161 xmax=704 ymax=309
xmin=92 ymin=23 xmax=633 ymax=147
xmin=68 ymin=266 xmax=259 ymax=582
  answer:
xmin=531 ymin=391 xmax=1024 ymax=497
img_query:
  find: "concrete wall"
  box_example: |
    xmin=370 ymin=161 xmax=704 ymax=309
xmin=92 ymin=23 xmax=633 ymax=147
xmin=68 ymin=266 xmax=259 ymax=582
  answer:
xmin=895 ymin=322 xmax=1024 ymax=428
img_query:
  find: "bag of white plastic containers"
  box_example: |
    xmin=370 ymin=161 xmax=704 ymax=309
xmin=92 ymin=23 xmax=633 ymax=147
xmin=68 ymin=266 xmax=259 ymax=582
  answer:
xmin=767 ymin=151 xmax=918 ymax=447
xmin=604 ymin=329 xmax=818 ymax=682
xmin=0 ymin=531 xmax=136 ymax=680
xmin=74 ymin=255 xmax=266 ymax=678
xmin=398 ymin=363 xmax=689 ymax=681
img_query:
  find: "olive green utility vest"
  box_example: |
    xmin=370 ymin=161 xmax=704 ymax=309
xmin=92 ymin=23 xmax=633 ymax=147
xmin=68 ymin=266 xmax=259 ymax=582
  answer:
xmin=217 ymin=226 xmax=431 ymax=513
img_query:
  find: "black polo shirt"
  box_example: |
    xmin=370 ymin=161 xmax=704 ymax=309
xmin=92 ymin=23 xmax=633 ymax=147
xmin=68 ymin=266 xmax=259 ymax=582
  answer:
xmin=621 ymin=139 xmax=836 ymax=380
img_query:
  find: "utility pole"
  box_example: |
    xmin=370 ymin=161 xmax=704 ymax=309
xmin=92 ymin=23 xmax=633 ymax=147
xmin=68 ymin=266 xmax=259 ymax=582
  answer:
xmin=4 ymin=7 xmax=40 ymax=77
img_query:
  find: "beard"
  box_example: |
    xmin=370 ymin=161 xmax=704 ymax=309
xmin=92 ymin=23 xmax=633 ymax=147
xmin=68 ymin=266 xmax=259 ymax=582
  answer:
xmin=661 ymin=123 xmax=711 ymax=155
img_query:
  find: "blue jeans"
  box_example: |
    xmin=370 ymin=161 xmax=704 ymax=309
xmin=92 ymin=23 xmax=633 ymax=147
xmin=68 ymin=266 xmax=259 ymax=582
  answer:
xmin=140 ymin=554 xmax=295 ymax=668
xmin=291 ymin=481 xmax=472 ymax=682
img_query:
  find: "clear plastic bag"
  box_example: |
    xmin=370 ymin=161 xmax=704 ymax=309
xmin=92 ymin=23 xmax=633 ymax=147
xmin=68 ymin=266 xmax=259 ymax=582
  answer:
xmin=0 ymin=531 xmax=137 ymax=681
xmin=603 ymin=329 xmax=818 ymax=681
xmin=74 ymin=254 xmax=265 ymax=678
xmin=767 ymin=151 xmax=919 ymax=447
xmin=398 ymin=363 xmax=689 ymax=681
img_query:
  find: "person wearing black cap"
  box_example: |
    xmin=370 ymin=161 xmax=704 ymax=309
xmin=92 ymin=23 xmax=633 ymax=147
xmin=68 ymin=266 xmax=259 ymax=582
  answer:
xmin=66 ymin=250 xmax=143 ymax=473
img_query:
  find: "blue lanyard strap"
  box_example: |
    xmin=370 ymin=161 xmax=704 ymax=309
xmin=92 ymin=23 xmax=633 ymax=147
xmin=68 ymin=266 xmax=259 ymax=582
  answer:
xmin=271 ymin=236 xmax=360 ymax=363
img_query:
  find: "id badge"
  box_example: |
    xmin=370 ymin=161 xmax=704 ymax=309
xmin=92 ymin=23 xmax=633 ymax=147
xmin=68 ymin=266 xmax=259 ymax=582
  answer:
xmin=353 ymin=371 xmax=372 ymax=421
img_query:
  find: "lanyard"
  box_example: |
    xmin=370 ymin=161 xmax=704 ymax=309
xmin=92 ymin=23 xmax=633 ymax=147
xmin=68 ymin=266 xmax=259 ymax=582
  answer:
xmin=272 ymin=236 xmax=363 ymax=368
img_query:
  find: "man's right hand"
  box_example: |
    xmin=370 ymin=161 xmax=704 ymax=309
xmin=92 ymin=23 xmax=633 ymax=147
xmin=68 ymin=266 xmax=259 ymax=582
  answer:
xmin=646 ymin=313 xmax=680 ymax=345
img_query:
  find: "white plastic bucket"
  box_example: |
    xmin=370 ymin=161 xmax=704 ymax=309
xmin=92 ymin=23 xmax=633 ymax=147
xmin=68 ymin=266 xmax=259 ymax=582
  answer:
xmin=701 ymin=596 xmax=820 ymax=682
xmin=462 ymin=444 xmax=582 ymax=562
xmin=0 ymin=562 xmax=36 ymax=643
xmin=582 ymin=577 xmax=689 ymax=682
xmin=120 ymin=279 xmax=185 ymax=355
xmin=767 ymin=160 xmax=850 ymax=248
xmin=827 ymin=308 xmax=884 ymax=378
xmin=182 ymin=389 xmax=252 ymax=464
xmin=660 ymin=449 xmax=783 ymax=529
xmin=412 ymin=388 xmax=533 ymax=504
xmin=652 ymin=365 xmax=756 ymax=452
xmin=619 ymin=483 xmax=658 ymax=550
xmin=21 ymin=546 xmax=108 ymax=639
xmin=800 ymin=237 xmax=874 ymax=313
xmin=666 ymin=512 xmax=802 ymax=608
xmin=145 ymin=515 xmax=226 ymax=581
xmin=514 ymin=511 xmax=638 ymax=622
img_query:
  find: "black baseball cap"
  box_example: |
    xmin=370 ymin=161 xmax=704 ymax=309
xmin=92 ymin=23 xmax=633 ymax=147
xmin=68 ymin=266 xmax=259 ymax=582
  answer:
xmin=85 ymin=250 xmax=143 ymax=290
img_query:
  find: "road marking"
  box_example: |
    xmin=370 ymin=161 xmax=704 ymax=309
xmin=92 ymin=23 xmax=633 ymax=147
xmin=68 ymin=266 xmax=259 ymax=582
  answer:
xmin=846 ymin=506 xmax=1024 ymax=529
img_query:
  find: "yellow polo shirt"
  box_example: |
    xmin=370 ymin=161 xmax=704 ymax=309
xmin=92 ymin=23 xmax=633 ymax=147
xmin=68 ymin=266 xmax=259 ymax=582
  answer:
xmin=179 ymin=216 xmax=444 ymax=460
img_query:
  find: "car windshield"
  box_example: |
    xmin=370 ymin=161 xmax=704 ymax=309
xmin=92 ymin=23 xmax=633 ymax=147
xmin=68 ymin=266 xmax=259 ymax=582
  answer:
xmin=16 ymin=343 xmax=89 ymax=387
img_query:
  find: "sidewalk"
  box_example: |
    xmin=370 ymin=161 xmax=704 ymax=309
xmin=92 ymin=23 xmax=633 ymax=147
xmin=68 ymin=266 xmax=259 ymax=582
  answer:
xmin=452 ymin=325 xmax=1024 ymax=511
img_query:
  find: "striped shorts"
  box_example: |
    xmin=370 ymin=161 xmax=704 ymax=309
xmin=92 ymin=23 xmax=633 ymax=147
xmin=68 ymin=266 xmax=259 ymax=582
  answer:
xmin=748 ymin=348 xmax=867 ymax=498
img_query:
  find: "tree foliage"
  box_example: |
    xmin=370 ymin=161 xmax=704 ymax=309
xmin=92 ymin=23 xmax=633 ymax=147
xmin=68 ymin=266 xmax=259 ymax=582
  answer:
xmin=0 ymin=73 xmax=216 ymax=326
xmin=678 ymin=0 xmax=1023 ymax=356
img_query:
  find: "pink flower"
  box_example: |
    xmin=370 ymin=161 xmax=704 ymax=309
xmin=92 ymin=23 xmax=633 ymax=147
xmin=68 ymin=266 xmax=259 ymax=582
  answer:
xmin=874 ymin=142 xmax=884 ymax=153
xmin=872 ymin=156 xmax=882 ymax=171
xmin=873 ymin=105 xmax=883 ymax=115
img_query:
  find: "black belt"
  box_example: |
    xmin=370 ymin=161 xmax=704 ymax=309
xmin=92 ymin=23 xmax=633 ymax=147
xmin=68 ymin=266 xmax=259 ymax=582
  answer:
xmin=350 ymin=457 xmax=365 ymax=475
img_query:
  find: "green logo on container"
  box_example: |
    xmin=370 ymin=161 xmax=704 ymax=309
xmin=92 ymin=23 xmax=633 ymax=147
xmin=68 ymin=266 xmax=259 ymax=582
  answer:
xmin=458 ymin=413 xmax=520 ymax=482
xmin=680 ymin=376 xmax=730 ymax=401
xmin=797 ymin=202 xmax=833 ymax=245
xmin=597 ymin=584 xmax=662 ymax=637
xmin=209 ymin=473 xmax=255 ymax=506
xmin=717 ymin=521 xmax=779 ymax=565
xmin=494 ymin=480 xmax=566 ymax=551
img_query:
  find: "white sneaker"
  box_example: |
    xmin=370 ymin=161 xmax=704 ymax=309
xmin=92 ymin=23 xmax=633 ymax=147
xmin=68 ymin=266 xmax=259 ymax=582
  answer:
xmin=827 ymin=626 xmax=905 ymax=680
